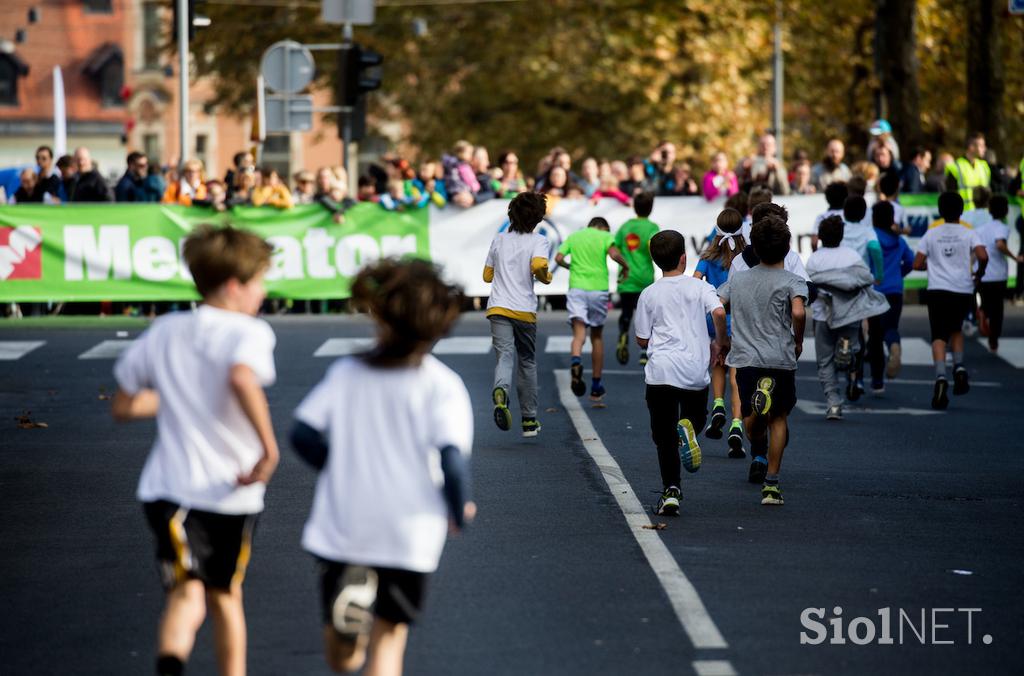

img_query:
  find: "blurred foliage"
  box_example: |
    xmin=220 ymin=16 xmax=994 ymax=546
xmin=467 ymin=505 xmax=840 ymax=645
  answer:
xmin=190 ymin=0 xmax=1024 ymax=171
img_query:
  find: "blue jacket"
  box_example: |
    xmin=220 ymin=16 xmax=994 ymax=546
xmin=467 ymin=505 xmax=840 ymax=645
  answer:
xmin=873 ymin=227 xmax=914 ymax=295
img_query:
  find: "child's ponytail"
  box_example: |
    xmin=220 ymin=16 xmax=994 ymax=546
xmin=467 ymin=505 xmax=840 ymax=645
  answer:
xmin=700 ymin=208 xmax=746 ymax=268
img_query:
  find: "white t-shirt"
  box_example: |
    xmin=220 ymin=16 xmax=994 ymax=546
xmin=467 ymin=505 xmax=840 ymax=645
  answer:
xmin=805 ymin=245 xmax=867 ymax=322
xmin=633 ymin=275 xmax=723 ymax=390
xmin=916 ymin=222 xmax=984 ymax=294
xmin=296 ymin=355 xmax=473 ymax=573
xmin=840 ymin=219 xmax=879 ymax=267
xmin=961 ymin=208 xmax=992 ymax=231
xmin=813 ymin=208 xmax=843 ymax=234
xmin=731 ymin=248 xmax=810 ymax=281
xmin=485 ymin=231 xmax=549 ymax=316
xmin=974 ymin=219 xmax=1011 ymax=282
xmin=113 ymin=306 xmax=277 ymax=514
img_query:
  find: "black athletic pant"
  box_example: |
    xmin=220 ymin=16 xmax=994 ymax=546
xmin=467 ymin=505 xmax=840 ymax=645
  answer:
xmin=645 ymin=385 xmax=708 ymax=489
xmin=867 ymin=292 xmax=904 ymax=386
xmin=979 ymin=280 xmax=1007 ymax=341
xmin=619 ymin=292 xmax=641 ymax=336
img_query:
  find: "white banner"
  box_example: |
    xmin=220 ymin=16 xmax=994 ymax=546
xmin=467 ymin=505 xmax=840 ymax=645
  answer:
xmin=428 ymin=195 xmax=1021 ymax=297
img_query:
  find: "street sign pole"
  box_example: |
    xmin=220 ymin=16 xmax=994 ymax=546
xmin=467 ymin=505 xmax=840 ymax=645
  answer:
xmin=177 ymin=0 xmax=189 ymax=171
xmin=342 ymin=22 xmax=354 ymax=192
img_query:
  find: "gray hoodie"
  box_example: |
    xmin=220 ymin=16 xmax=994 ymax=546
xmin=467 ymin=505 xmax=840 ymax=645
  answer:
xmin=809 ymin=265 xmax=890 ymax=329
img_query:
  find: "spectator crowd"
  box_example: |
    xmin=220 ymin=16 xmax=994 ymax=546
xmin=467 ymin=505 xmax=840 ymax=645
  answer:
xmin=5 ymin=120 xmax=1023 ymax=216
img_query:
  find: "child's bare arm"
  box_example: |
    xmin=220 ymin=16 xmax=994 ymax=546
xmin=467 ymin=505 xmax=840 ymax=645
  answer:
xmin=231 ymin=364 xmax=280 ymax=486
xmin=111 ymin=388 xmax=160 ymax=422
xmin=608 ymin=245 xmax=630 ymax=280
xmin=912 ymin=252 xmax=928 ymax=271
xmin=791 ymin=296 xmax=807 ymax=359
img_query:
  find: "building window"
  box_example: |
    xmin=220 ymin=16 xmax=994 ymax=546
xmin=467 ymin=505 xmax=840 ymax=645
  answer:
xmin=0 ymin=57 xmax=17 ymax=106
xmin=83 ymin=0 xmax=113 ymax=13
xmin=100 ymin=56 xmax=125 ymax=107
xmin=195 ymin=133 xmax=209 ymax=167
xmin=143 ymin=3 xmax=161 ymax=70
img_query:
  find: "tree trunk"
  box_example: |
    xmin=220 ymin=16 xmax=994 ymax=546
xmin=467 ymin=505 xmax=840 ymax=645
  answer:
xmin=875 ymin=0 xmax=923 ymax=151
xmin=966 ymin=0 xmax=1004 ymax=157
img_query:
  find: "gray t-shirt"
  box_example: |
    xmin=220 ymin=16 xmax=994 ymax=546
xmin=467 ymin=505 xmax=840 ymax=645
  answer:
xmin=719 ymin=266 xmax=809 ymax=370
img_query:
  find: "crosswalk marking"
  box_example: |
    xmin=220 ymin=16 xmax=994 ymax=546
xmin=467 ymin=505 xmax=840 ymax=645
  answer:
xmin=983 ymin=337 xmax=1024 ymax=368
xmin=798 ymin=337 xmax=945 ymax=366
xmin=0 ymin=340 xmax=45 ymax=361
xmin=544 ymin=335 xmax=592 ymax=354
xmin=313 ymin=338 xmax=375 ymax=358
xmin=794 ymin=400 xmax=943 ymax=416
xmin=433 ymin=336 xmax=492 ymax=354
xmin=78 ymin=340 xmax=134 ymax=360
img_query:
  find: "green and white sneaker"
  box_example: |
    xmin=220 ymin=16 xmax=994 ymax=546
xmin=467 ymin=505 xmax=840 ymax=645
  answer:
xmin=492 ymin=387 xmax=511 ymax=431
xmin=654 ymin=486 xmax=681 ymax=516
xmin=332 ymin=565 xmax=378 ymax=641
xmin=638 ymin=351 xmax=649 ymax=366
xmin=761 ymin=483 xmax=784 ymax=506
xmin=615 ymin=333 xmax=629 ymax=365
xmin=678 ymin=418 xmax=702 ymax=473
xmin=751 ymin=376 xmax=775 ymax=417
xmin=521 ymin=418 xmax=541 ymax=438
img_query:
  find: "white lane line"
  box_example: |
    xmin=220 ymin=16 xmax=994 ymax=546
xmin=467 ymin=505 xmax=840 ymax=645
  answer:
xmin=793 ymin=375 xmax=1002 ymax=388
xmin=794 ymin=400 xmax=943 ymax=417
xmin=545 ymin=335 xmax=592 ymax=354
xmin=984 ymin=337 xmax=1024 ymax=368
xmin=313 ymin=338 xmax=375 ymax=357
xmin=693 ymin=660 xmax=738 ymax=676
xmin=555 ymin=369 xmax=729 ymax=650
xmin=797 ymin=338 xmax=946 ymax=366
xmin=433 ymin=336 xmax=492 ymax=355
xmin=78 ymin=340 xmax=134 ymax=360
xmin=0 ymin=340 xmax=45 ymax=361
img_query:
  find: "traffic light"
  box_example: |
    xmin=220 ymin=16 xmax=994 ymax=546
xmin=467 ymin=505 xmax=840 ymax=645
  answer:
xmin=336 ymin=43 xmax=383 ymax=107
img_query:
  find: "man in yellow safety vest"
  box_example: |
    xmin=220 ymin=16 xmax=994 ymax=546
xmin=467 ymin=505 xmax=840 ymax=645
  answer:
xmin=945 ymin=132 xmax=991 ymax=209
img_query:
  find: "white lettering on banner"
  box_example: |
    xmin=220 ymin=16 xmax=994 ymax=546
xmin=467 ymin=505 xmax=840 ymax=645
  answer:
xmin=64 ymin=225 xmax=132 ymax=281
xmin=266 ymin=235 xmax=304 ymax=281
xmin=133 ymin=236 xmax=179 ymax=281
xmin=381 ymin=234 xmax=417 ymax=258
xmin=303 ymin=229 xmax=336 ymax=279
xmin=335 ymin=234 xmax=379 ymax=277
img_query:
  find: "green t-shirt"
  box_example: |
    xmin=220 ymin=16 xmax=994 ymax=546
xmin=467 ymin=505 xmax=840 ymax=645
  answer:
xmin=558 ymin=227 xmax=615 ymax=291
xmin=614 ymin=217 xmax=660 ymax=292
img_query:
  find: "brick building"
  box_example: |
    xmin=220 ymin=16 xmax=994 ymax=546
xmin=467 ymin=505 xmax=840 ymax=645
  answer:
xmin=0 ymin=0 xmax=342 ymax=185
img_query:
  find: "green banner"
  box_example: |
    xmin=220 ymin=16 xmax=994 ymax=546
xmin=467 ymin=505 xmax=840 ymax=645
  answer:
xmin=0 ymin=203 xmax=429 ymax=301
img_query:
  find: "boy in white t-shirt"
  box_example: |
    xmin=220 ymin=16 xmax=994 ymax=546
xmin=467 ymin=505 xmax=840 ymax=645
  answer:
xmin=112 ymin=225 xmax=278 ymax=676
xmin=810 ymin=181 xmax=848 ymax=251
xmin=634 ymin=230 xmax=728 ymax=516
xmin=483 ymin=192 xmax=552 ymax=436
xmin=291 ymin=259 xmax=474 ymax=676
xmin=974 ymin=194 xmax=1023 ymax=352
xmin=913 ymin=192 xmax=989 ymax=410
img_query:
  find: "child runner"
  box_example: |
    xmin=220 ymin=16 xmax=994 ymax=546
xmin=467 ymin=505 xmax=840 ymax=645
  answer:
xmin=913 ymin=192 xmax=989 ymax=410
xmin=694 ymin=207 xmax=747 ymax=457
xmin=730 ymin=201 xmax=811 ymax=281
xmin=867 ymin=201 xmax=915 ymax=390
xmin=718 ymin=215 xmax=808 ymax=505
xmin=555 ymin=216 xmax=630 ymax=402
xmin=111 ymin=225 xmax=278 ymax=676
xmin=811 ymin=181 xmax=848 ymax=251
xmin=483 ymin=192 xmax=552 ymax=436
xmin=974 ymin=194 xmax=1021 ymax=352
xmin=806 ymin=216 xmax=888 ymax=419
xmin=614 ymin=191 xmax=661 ymax=366
xmin=840 ymin=194 xmax=884 ymax=400
xmin=635 ymin=230 xmax=728 ymax=516
xmin=290 ymin=259 xmax=474 ymax=676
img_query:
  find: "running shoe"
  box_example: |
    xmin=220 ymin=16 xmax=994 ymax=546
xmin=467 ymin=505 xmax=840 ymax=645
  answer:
xmin=988 ymin=337 xmax=999 ymax=353
xmin=870 ymin=383 xmax=885 ymax=396
xmin=952 ymin=366 xmax=970 ymax=396
xmin=727 ymin=423 xmax=745 ymax=459
xmin=638 ymin=351 xmax=649 ymax=366
xmin=492 ymin=387 xmax=511 ymax=431
xmin=521 ymin=418 xmax=541 ymax=438
xmin=748 ymin=456 xmax=768 ymax=484
xmin=590 ymin=382 xmax=607 ymax=402
xmin=962 ymin=319 xmax=978 ymax=337
xmin=654 ymin=486 xmax=681 ymax=516
xmin=678 ymin=419 xmax=702 ymax=473
xmin=931 ymin=377 xmax=949 ymax=410
xmin=615 ymin=333 xmax=629 ymax=365
xmin=846 ymin=375 xmax=864 ymax=402
xmin=825 ymin=405 xmax=842 ymax=421
xmin=705 ymin=405 xmax=727 ymax=439
xmin=761 ymin=484 xmax=784 ymax=506
xmin=835 ymin=336 xmax=853 ymax=370
xmin=751 ymin=376 xmax=775 ymax=416
xmin=332 ymin=565 xmax=378 ymax=641
xmin=570 ymin=362 xmax=586 ymax=396
xmin=886 ymin=342 xmax=902 ymax=379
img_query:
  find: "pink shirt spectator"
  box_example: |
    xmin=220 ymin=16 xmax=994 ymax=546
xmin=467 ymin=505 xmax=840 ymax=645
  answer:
xmin=702 ymin=170 xmax=738 ymax=201
xmin=457 ymin=163 xmax=481 ymax=194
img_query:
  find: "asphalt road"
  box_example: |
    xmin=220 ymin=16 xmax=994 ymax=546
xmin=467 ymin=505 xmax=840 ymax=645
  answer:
xmin=1 ymin=307 xmax=1022 ymax=675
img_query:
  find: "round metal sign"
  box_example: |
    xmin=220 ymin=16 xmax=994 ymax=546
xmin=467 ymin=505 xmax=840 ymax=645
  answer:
xmin=260 ymin=40 xmax=315 ymax=94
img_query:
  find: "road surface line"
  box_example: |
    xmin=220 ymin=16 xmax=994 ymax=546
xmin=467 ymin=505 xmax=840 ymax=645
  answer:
xmin=693 ymin=660 xmax=738 ymax=676
xmin=0 ymin=340 xmax=45 ymax=361
xmin=77 ymin=340 xmax=133 ymax=360
xmin=555 ymin=369 xmax=729 ymax=650
xmin=545 ymin=335 xmax=592 ymax=354
xmin=983 ymin=337 xmax=1024 ymax=368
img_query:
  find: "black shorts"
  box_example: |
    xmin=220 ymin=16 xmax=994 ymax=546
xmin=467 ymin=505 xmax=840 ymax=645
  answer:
xmin=143 ymin=500 xmax=258 ymax=591
xmin=735 ymin=367 xmax=797 ymax=418
xmin=318 ymin=559 xmax=428 ymax=627
xmin=925 ymin=290 xmax=973 ymax=343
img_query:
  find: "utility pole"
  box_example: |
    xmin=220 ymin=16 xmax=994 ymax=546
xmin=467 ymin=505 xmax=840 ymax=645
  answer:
xmin=342 ymin=21 xmax=354 ymax=195
xmin=177 ymin=0 xmax=189 ymax=170
xmin=771 ymin=0 xmax=784 ymax=161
